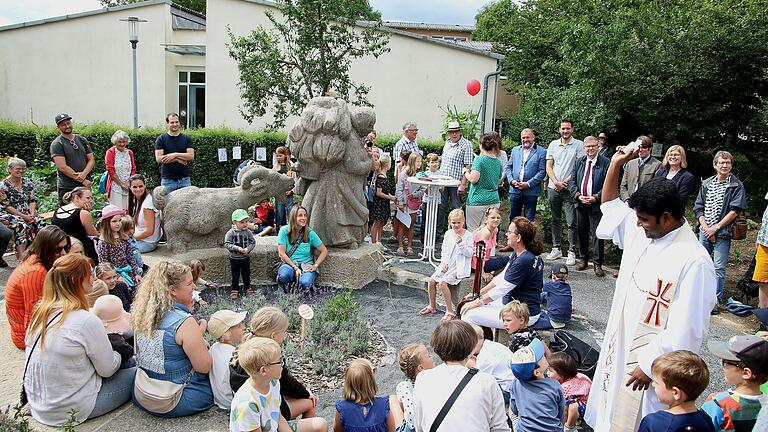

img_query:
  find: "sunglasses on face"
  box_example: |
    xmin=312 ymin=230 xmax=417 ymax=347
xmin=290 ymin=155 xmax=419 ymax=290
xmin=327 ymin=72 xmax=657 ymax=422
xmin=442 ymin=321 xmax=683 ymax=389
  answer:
xmin=721 ymin=359 xmax=742 ymax=367
xmin=55 ymin=244 xmax=72 ymax=253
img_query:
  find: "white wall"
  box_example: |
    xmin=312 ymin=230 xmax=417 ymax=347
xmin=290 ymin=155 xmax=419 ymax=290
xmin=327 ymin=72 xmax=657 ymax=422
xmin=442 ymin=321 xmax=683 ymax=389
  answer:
xmin=206 ymin=0 xmax=500 ymax=140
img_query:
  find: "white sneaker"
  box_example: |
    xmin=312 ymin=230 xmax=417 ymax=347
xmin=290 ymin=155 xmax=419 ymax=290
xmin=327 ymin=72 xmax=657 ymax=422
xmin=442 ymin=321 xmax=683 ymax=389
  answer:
xmin=546 ymin=248 xmax=562 ymax=261
xmin=364 ymin=234 xmax=372 ymax=243
xmin=566 ymin=251 xmax=577 ymax=266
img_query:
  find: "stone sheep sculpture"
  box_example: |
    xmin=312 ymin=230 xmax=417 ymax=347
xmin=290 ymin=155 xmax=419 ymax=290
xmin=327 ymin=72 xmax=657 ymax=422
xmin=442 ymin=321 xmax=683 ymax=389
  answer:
xmin=289 ymin=96 xmax=375 ymax=249
xmin=153 ymin=164 xmax=295 ymax=252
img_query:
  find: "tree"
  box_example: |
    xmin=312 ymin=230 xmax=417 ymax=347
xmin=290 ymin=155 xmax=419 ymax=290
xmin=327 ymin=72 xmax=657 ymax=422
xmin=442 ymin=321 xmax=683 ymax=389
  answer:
xmin=100 ymin=0 xmax=206 ymax=15
xmin=227 ymin=0 xmax=390 ymax=129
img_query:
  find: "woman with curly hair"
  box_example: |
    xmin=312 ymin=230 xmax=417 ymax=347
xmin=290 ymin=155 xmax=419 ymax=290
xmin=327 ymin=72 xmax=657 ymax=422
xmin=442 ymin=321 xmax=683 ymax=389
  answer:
xmin=131 ymin=259 xmax=213 ymax=417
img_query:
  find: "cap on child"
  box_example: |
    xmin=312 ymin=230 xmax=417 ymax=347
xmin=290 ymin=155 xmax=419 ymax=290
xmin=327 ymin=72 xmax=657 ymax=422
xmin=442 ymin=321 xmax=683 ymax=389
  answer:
xmin=510 ymin=338 xmax=545 ymax=381
xmin=232 ymin=209 xmax=249 ymax=222
xmin=91 ymin=295 xmax=132 ymax=334
xmin=208 ymin=309 xmax=248 ymax=340
xmin=708 ymin=335 xmax=768 ymax=374
xmin=551 ymin=263 xmax=568 ymax=276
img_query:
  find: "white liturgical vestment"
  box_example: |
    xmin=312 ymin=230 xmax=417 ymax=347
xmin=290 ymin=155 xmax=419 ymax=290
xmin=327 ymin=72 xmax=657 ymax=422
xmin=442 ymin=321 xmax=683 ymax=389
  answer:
xmin=584 ymin=198 xmax=716 ymax=432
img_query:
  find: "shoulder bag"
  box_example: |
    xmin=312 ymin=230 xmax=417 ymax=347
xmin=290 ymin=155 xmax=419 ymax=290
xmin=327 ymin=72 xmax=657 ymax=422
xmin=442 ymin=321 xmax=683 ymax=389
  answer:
xmin=429 ymin=367 xmax=478 ymax=432
xmin=731 ymin=215 xmax=748 ymax=240
xmin=20 ymin=311 xmax=63 ymax=406
xmin=273 ymin=228 xmax=304 ymax=274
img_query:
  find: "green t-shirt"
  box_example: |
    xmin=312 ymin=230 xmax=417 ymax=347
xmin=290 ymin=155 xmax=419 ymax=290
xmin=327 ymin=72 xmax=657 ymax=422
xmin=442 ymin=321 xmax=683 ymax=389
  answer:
xmin=467 ymin=154 xmax=502 ymax=206
xmin=278 ymin=226 xmax=323 ymax=264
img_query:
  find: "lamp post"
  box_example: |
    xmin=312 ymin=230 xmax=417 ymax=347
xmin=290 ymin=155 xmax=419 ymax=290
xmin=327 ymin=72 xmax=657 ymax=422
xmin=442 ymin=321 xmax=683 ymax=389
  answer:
xmin=120 ymin=16 xmax=147 ymax=129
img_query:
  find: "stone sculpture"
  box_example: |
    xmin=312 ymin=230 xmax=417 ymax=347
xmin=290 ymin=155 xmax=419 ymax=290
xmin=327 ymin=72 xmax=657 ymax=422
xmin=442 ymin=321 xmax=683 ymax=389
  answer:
xmin=153 ymin=164 xmax=295 ymax=252
xmin=289 ymin=97 xmax=375 ymax=249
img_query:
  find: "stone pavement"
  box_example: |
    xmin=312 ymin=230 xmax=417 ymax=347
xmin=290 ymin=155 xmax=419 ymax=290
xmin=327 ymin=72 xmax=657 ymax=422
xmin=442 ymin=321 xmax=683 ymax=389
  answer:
xmin=0 ymin=247 xmax=757 ymax=430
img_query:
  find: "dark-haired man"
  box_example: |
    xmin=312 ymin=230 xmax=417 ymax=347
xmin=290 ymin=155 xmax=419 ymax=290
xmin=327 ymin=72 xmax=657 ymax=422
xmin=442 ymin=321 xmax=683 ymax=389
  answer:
xmin=155 ymin=113 xmax=195 ymax=193
xmin=619 ymin=135 xmax=661 ymax=201
xmin=50 ymin=113 xmax=94 ymax=203
xmin=584 ymin=147 xmax=717 ymax=432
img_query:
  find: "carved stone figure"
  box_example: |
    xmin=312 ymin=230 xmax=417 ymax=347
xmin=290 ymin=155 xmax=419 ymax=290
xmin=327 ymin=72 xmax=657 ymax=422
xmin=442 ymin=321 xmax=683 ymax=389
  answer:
xmin=153 ymin=164 xmax=295 ymax=252
xmin=289 ymin=97 xmax=374 ymax=249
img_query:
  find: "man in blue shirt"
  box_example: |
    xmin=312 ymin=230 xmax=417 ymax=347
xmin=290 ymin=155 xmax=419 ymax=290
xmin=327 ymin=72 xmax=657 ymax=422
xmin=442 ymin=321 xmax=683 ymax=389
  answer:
xmin=155 ymin=113 xmax=195 ymax=193
xmin=506 ymin=128 xmax=547 ymax=222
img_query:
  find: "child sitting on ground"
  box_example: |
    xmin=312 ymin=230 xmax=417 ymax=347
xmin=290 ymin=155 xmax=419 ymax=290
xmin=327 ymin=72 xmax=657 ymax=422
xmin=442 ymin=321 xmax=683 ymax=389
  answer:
xmin=96 ymin=204 xmax=142 ymax=287
xmin=547 ymin=352 xmax=593 ymax=431
xmin=69 ymin=236 xmax=84 ymax=256
xmin=419 ymin=208 xmax=473 ymax=320
xmin=224 ymin=209 xmax=256 ymax=300
xmin=469 ymin=324 xmax=515 ymax=407
xmin=230 ymin=306 xmax=319 ymax=421
xmin=702 ymin=335 xmax=768 ymax=431
xmin=333 ymin=358 xmax=396 ymax=432
xmin=91 ymin=294 xmax=135 ymax=369
xmin=248 ymin=198 xmax=275 ymax=237
xmin=207 ymin=309 xmax=247 ymax=410
xmin=95 ymin=262 xmax=133 ymax=312
xmin=532 ymin=264 xmax=573 ymax=330
xmin=86 ymin=279 xmax=109 ymax=308
xmin=119 ymin=215 xmax=144 ymax=275
xmin=392 ymin=343 xmax=435 ymax=432
xmin=509 ymin=338 xmax=565 ymax=432
xmin=186 ymin=259 xmax=210 ymax=307
xmin=638 ymin=350 xmax=714 ymax=432
xmin=229 ymin=337 xmax=327 ymax=432
xmin=501 ymin=300 xmax=541 ymax=353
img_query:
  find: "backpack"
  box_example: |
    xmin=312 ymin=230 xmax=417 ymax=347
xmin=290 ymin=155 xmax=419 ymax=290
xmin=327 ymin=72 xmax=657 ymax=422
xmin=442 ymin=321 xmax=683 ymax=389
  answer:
xmin=549 ymin=330 xmax=600 ymax=379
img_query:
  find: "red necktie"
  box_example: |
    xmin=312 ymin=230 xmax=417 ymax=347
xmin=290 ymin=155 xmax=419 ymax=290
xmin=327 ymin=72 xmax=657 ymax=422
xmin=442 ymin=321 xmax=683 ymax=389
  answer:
xmin=582 ymin=160 xmax=592 ymax=196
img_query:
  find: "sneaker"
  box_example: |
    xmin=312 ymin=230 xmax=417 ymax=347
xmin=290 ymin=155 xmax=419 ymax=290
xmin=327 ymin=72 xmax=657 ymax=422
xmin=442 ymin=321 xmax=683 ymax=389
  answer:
xmin=364 ymin=234 xmax=372 ymax=243
xmin=565 ymin=251 xmax=577 ymax=266
xmin=546 ymin=248 xmax=562 ymax=261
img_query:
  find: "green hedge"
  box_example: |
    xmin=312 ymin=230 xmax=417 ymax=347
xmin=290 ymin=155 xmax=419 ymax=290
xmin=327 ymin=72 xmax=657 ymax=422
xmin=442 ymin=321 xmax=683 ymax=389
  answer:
xmin=0 ymin=120 xmax=446 ymax=188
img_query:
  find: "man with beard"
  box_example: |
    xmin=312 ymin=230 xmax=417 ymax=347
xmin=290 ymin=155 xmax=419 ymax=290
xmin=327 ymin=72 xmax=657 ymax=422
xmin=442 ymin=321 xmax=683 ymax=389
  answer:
xmin=50 ymin=113 xmax=94 ymax=204
xmin=155 ymin=113 xmax=195 ymax=193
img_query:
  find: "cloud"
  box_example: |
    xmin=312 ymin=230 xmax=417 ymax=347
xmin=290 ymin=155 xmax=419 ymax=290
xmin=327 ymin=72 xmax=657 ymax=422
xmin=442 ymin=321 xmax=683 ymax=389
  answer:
xmin=0 ymin=0 xmax=103 ymax=26
xmin=370 ymin=0 xmax=495 ymax=25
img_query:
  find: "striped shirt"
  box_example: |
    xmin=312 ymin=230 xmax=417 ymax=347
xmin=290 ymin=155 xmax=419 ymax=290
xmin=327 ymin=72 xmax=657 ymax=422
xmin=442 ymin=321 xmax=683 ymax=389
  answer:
xmin=703 ymin=176 xmax=730 ymax=226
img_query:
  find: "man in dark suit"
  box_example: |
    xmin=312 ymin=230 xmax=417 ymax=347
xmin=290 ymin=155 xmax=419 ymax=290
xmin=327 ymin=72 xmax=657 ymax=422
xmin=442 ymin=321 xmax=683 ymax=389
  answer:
xmin=619 ymin=135 xmax=661 ymax=201
xmin=569 ymin=136 xmax=610 ymax=276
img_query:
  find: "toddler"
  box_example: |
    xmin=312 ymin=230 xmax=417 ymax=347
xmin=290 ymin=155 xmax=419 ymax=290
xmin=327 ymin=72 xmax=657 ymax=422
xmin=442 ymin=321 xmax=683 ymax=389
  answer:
xmin=333 ymin=358 xmax=396 ymax=432
xmin=208 ymin=309 xmax=247 ymax=410
xmin=702 ymin=335 xmax=768 ymax=431
xmin=69 ymin=236 xmax=85 ymax=256
xmin=119 ymin=215 xmax=144 ymax=275
xmin=86 ymin=279 xmax=109 ymax=308
xmin=95 ymin=262 xmax=133 ymax=312
xmin=638 ymin=350 xmax=714 ymax=432
xmin=420 ymin=209 xmax=473 ymax=320
xmin=229 ymin=337 xmax=327 ymax=432
xmin=547 ymin=352 xmax=592 ymax=431
xmin=224 ymin=209 xmax=256 ymax=299
xmin=392 ymin=343 xmax=435 ymax=432
xmin=509 ymin=338 xmax=565 ymax=432
xmin=96 ymin=204 xmax=142 ymax=287
xmin=501 ymin=300 xmax=540 ymax=353
xmin=230 ymin=306 xmax=318 ymax=421
xmin=91 ymin=294 xmax=135 ymax=369
xmin=532 ymin=264 xmax=573 ymax=330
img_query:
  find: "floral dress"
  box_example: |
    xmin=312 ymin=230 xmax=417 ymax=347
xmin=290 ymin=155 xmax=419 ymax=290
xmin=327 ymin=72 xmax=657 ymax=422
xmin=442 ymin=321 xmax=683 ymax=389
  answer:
xmin=0 ymin=177 xmax=46 ymax=245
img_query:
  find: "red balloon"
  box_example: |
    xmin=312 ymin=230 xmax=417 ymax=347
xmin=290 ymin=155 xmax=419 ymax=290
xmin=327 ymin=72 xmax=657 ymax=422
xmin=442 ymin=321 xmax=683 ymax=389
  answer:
xmin=466 ymin=79 xmax=481 ymax=96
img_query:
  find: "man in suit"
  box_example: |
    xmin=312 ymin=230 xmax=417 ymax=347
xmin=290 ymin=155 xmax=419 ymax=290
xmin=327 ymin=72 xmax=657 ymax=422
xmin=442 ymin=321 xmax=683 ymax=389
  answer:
xmin=506 ymin=128 xmax=547 ymax=221
xmin=569 ymin=136 xmax=610 ymax=276
xmin=597 ymin=132 xmax=613 ymax=159
xmin=619 ymin=135 xmax=661 ymax=201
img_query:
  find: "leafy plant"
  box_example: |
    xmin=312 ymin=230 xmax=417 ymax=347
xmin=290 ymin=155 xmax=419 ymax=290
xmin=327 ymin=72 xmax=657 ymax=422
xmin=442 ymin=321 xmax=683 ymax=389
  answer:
xmin=439 ymin=103 xmax=481 ymax=143
xmin=0 ymin=403 xmax=36 ymax=432
xmin=61 ymin=410 xmax=79 ymax=432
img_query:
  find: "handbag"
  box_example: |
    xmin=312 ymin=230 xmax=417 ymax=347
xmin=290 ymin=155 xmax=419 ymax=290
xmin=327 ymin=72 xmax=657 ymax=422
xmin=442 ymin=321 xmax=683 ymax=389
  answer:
xmin=98 ymin=171 xmax=108 ymax=195
xmin=273 ymin=228 xmax=304 ymax=274
xmin=133 ymin=367 xmax=193 ymax=414
xmin=20 ymin=311 xmax=63 ymax=406
xmin=731 ymin=215 xmax=748 ymax=240
xmin=429 ymin=368 xmax=478 ymax=432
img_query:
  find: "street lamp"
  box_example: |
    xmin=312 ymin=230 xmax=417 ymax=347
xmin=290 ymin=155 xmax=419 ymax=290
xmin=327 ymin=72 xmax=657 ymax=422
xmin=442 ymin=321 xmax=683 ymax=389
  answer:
xmin=120 ymin=16 xmax=147 ymax=129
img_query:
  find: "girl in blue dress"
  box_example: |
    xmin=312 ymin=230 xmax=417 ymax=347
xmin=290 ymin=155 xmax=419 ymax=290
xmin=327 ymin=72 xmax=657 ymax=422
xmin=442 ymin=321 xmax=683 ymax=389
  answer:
xmin=334 ymin=358 xmax=396 ymax=432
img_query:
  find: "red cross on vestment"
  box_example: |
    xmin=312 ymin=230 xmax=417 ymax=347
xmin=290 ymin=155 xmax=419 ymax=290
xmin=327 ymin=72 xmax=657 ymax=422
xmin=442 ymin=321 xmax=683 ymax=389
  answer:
xmin=643 ymin=279 xmax=673 ymax=327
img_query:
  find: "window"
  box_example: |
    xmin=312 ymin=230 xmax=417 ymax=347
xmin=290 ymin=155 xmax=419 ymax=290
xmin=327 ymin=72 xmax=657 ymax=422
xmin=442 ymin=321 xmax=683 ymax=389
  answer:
xmin=178 ymin=70 xmax=205 ymax=128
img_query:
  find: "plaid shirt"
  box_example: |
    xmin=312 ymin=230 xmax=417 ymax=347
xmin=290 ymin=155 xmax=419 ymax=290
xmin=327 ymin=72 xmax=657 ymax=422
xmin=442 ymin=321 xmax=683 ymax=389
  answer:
xmin=439 ymin=136 xmax=474 ymax=180
xmin=758 ymin=192 xmax=768 ymax=247
xmin=393 ymin=136 xmax=421 ymax=163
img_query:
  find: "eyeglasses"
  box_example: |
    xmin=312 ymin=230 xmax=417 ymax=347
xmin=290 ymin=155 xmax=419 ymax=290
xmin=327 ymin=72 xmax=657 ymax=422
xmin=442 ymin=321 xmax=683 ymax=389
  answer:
xmin=55 ymin=244 xmax=72 ymax=253
xmin=263 ymin=356 xmax=285 ymax=368
xmin=406 ymin=129 xmax=419 ymax=132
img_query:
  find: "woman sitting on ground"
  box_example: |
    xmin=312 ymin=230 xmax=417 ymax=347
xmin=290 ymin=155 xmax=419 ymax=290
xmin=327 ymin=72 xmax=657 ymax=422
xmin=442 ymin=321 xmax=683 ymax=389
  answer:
xmin=130 ymin=260 xmax=214 ymax=417
xmin=51 ymin=186 xmax=99 ymax=262
xmin=24 ymin=254 xmax=136 ymax=426
xmin=127 ymin=174 xmax=162 ymax=253
xmin=461 ymin=216 xmax=545 ymax=330
xmin=276 ymin=206 xmax=328 ymax=290
xmin=0 ymin=158 xmax=47 ymax=259
xmin=5 ymin=225 xmax=70 ymax=349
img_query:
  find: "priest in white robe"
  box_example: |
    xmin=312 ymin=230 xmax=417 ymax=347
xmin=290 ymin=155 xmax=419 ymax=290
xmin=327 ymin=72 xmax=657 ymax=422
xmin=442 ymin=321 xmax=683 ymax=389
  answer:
xmin=584 ymin=146 xmax=717 ymax=432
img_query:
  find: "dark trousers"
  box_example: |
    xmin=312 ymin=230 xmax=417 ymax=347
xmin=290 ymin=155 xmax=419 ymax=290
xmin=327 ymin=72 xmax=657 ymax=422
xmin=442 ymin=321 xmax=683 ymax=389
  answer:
xmin=230 ymin=256 xmax=251 ymax=293
xmin=509 ymin=194 xmax=538 ymax=222
xmin=576 ymin=205 xmax=604 ymax=265
xmin=437 ymin=186 xmax=461 ymax=235
xmin=0 ymin=223 xmax=11 ymax=259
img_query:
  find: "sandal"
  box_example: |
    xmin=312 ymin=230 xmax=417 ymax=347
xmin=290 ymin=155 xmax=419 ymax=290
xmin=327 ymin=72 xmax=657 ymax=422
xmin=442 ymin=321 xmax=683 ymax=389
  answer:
xmin=407 ymin=247 xmax=414 ymax=256
xmin=229 ymin=290 xmax=239 ymax=300
xmin=419 ymin=306 xmax=438 ymax=316
xmin=441 ymin=312 xmax=456 ymax=322
xmin=246 ymin=287 xmax=255 ymax=296
xmin=396 ymin=247 xmax=405 ymax=256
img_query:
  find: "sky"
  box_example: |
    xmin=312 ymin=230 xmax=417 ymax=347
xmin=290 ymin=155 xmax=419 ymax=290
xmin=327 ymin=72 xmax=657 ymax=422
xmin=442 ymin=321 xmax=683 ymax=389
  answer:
xmin=0 ymin=0 xmax=494 ymax=27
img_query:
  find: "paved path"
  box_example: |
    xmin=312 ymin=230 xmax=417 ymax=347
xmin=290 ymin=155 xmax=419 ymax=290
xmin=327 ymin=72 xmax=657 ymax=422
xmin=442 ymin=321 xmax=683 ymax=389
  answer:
xmin=0 ymin=251 xmax=756 ymax=430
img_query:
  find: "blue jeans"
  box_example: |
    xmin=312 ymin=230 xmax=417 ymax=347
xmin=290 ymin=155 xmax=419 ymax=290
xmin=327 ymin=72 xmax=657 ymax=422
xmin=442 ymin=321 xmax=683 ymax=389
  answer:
xmin=509 ymin=193 xmax=538 ymax=222
xmin=276 ymin=262 xmax=318 ymax=290
xmin=88 ymin=367 xmax=136 ymax=419
xmin=136 ymin=239 xmax=158 ymax=253
xmin=161 ymin=176 xmax=191 ymax=194
xmin=699 ymin=232 xmax=732 ymax=303
xmin=275 ymin=194 xmax=294 ymax=229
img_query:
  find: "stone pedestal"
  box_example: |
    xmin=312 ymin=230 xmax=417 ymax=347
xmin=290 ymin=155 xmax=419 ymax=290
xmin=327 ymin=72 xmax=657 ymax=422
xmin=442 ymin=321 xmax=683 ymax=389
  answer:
xmin=143 ymin=237 xmax=385 ymax=289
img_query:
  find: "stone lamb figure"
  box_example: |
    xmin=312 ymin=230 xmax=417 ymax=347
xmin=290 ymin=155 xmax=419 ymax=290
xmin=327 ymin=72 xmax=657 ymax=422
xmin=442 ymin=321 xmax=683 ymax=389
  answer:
xmin=289 ymin=97 xmax=375 ymax=249
xmin=153 ymin=164 xmax=295 ymax=252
